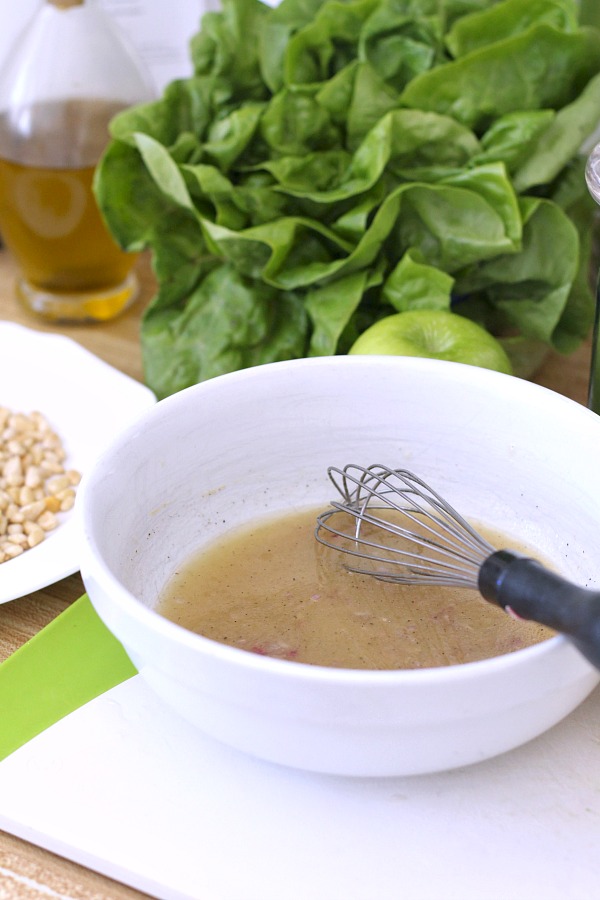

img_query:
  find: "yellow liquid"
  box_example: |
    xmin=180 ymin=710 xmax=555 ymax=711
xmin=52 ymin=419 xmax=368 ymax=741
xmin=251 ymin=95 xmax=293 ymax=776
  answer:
xmin=157 ymin=507 xmax=553 ymax=670
xmin=0 ymin=99 xmax=137 ymax=321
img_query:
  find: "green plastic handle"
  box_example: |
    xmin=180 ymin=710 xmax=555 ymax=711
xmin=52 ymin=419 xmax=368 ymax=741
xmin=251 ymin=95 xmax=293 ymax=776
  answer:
xmin=0 ymin=594 xmax=137 ymax=761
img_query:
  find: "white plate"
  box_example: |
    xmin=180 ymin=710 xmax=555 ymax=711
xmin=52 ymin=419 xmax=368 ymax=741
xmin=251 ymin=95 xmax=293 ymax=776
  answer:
xmin=0 ymin=321 xmax=156 ymax=603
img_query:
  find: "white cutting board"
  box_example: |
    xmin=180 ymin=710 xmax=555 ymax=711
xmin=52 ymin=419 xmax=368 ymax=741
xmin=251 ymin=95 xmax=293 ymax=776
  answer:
xmin=0 ymin=675 xmax=599 ymax=900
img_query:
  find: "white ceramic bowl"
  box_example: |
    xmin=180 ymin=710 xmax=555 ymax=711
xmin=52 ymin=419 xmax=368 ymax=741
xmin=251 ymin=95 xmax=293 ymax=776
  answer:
xmin=78 ymin=356 xmax=600 ymax=777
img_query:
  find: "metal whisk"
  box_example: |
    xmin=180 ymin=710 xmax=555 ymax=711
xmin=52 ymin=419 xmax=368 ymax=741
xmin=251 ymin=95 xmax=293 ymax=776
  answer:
xmin=315 ymin=464 xmax=600 ymax=670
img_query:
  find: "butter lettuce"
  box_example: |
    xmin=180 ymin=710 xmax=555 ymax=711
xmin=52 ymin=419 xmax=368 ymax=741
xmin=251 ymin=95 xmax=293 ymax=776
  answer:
xmin=95 ymin=0 xmax=600 ymax=398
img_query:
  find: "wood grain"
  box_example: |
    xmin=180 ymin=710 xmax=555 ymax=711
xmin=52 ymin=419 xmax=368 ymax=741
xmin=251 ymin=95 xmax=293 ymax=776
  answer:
xmin=0 ymin=830 xmax=150 ymax=899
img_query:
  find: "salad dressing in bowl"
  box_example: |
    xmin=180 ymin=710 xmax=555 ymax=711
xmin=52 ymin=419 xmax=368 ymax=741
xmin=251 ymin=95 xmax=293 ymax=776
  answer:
xmin=157 ymin=506 xmax=552 ymax=670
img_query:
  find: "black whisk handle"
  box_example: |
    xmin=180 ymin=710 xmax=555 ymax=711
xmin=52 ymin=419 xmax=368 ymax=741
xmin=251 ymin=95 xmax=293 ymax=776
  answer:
xmin=479 ymin=550 xmax=600 ymax=671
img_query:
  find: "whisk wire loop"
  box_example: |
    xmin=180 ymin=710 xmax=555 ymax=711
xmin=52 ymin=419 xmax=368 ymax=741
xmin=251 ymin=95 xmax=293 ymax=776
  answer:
xmin=315 ymin=464 xmax=495 ymax=588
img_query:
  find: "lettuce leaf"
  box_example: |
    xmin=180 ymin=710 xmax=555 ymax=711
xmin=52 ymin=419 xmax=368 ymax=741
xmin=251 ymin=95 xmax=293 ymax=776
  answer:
xmin=95 ymin=0 xmax=600 ymax=397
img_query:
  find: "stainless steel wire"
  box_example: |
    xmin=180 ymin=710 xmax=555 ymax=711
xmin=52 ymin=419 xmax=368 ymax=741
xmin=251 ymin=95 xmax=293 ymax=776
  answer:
xmin=315 ymin=464 xmax=496 ymax=588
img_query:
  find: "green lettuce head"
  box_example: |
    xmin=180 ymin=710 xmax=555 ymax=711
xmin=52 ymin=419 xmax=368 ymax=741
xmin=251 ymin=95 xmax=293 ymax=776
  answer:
xmin=95 ymin=0 xmax=600 ymax=398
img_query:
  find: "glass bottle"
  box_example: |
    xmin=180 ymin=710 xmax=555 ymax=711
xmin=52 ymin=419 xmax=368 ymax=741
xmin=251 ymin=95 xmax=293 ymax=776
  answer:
xmin=0 ymin=0 xmax=154 ymax=322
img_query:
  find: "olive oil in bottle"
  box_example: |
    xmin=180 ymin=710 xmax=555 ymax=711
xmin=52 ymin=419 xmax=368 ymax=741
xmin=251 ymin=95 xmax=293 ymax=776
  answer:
xmin=0 ymin=0 xmax=154 ymax=321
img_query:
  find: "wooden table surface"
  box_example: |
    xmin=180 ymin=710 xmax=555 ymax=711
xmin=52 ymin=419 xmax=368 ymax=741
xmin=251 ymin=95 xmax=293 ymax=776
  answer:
xmin=0 ymin=245 xmax=595 ymax=897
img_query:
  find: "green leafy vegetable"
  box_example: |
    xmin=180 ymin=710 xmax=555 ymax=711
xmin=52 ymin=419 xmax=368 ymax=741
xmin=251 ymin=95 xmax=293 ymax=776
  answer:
xmin=94 ymin=0 xmax=600 ymax=398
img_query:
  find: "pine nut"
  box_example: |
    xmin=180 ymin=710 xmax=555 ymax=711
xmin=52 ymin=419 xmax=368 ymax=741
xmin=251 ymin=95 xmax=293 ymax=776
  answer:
xmin=25 ymin=466 xmax=43 ymax=488
xmin=20 ymin=499 xmax=46 ymax=521
xmin=18 ymin=486 xmax=35 ymax=505
xmin=1 ymin=541 xmax=23 ymax=558
xmin=24 ymin=522 xmax=45 ymax=547
xmin=58 ymin=490 xmax=76 ymax=511
xmin=44 ymin=496 xmax=61 ymax=513
xmin=46 ymin=474 xmax=71 ymax=495
xmin=38 ymin=510 xmax=58 ymax=531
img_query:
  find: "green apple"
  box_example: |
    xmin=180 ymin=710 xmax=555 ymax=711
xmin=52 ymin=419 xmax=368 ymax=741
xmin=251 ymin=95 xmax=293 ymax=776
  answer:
xmin=349 ymin=309 xmax=513 ymax=375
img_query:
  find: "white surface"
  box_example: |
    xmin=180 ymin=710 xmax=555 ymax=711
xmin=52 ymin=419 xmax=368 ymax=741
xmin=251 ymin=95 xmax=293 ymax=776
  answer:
xmin=0 ymin=1 xmax=220 ymax=95
xmin=0 ymin=674 xmax=599 ymax=900
xmin=0 ymin=322 xmax=155 ymax=603
xmin=79 ymin=355 xmax=600 ymax=776
xmin=99 ymin=0 xmax=220 ymax=93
